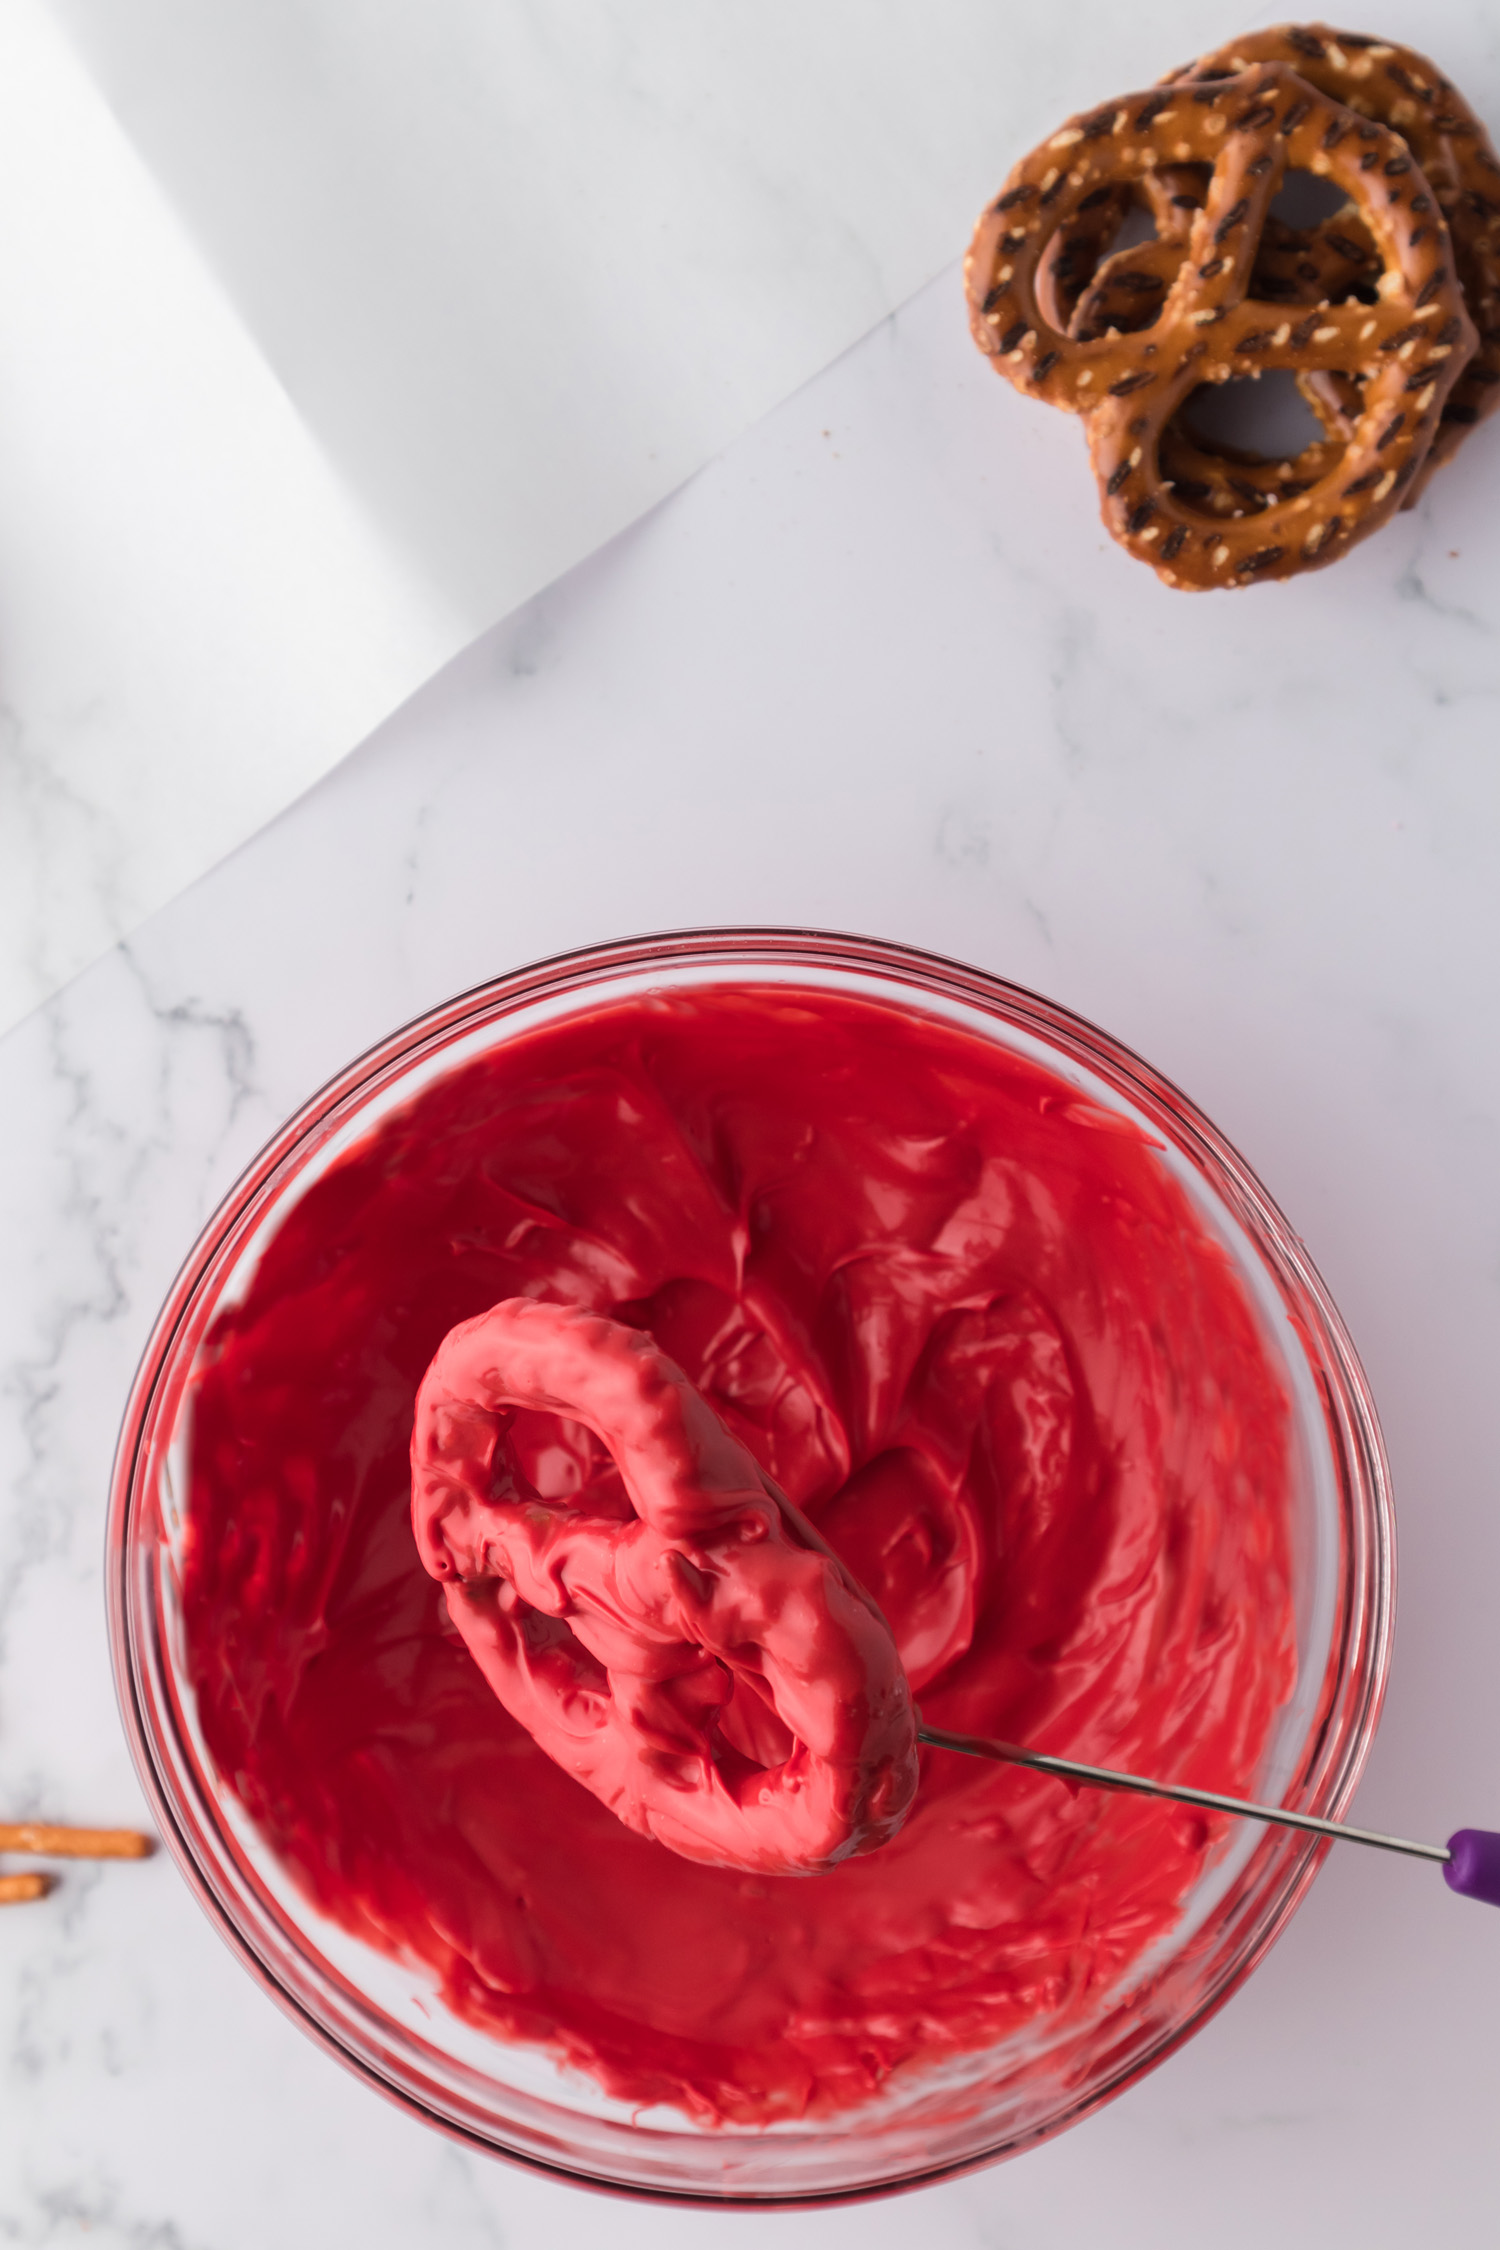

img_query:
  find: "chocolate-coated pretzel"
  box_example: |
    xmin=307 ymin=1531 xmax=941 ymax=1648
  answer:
xmin=966 ymin=64 xmax=1475 ymax=587
xmin=1169 ymin=25 xmax=1500 ymax=489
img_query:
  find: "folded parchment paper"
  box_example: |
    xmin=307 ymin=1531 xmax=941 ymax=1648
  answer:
xmin=5 ymin=0 xmax=1330 ymax=1030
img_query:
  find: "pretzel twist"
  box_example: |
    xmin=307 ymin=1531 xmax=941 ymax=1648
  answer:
xmin=411 ymin=1299 xmax=920 ymax=1876
xmin=1068 ymin=190 xmax=1379 ymax=530
xmin=1067 ymin=163 xmax=1375 ymax=345
xmin=1042 ymin=91 xmax=1378 ymax=528
xmin=967 ymin=64 xmax=1476 ymax=587
xmin=1169 ymin=25 xmax=1500 ymax=493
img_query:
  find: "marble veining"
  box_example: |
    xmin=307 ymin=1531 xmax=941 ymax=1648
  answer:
xmin=3 ymin=228 xmax=1500 ymax=2243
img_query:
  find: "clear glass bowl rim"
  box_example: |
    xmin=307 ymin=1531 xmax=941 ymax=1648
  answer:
xmin=106 ymin=925 xmax=1395 ymax=2206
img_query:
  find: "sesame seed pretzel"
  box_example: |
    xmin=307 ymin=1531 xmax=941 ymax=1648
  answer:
xmin=1068 ymin=162 xmax=1374 ymax=344
xmin=966 ymin=64 xmax=1475 ymax=587
xmin=1063 ymin=153 xmax=1381 ymax=530
xmin=411 ymin=1298 xmax=919 ymax=1876
xmin=1155 ymin=412 xmax=1350 ymax=526
xmin=1169 ymin=26 xmax=1500 ymax=491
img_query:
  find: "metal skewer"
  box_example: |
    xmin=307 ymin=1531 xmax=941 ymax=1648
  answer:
xmin=917 ymin=1724 xmax=1455 ymax=1867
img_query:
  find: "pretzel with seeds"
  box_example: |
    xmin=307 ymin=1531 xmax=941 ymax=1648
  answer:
xmin=1155 ymin=412 xmax=1349 ymax=526
xmin=1168 ymin=26 xmax=1500 ymax=490
xmin=1063 ymin=152 xmax=1382 ymax=529
xmin=966 ymin=64 xmax=1475 ymax=587
xmin=1074 ymin=27 xmax=1499 ymax=522
xmin=1067 ymin=160 xmax=1375 ymax=344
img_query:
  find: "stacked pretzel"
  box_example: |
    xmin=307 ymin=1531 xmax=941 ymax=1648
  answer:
xmin=965 ymin=26 xmax=1500 ymax=588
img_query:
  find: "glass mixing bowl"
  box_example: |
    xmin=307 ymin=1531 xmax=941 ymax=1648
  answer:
xmin=107 ymin=929 xmax=1392 ymax=2204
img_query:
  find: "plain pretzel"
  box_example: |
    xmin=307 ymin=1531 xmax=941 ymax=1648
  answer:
xmin=1168 ymin=24 xmax=1500 ymax=494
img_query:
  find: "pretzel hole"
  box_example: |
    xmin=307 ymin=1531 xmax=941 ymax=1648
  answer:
xmin=1063 ymin=197 xmax=1175 ymax=341
xmin=1269 ymin=170 xmax=1351 ymax=228
xmin=1108 ymin=201 xmax=1158 ymax=256
xmin=717 ymin=1669 xmax=796 ymax=1769
xmin=512 ymin=1598 xmax=611 ymax=1697
xmin=1040 ymin=191 xmax=1159 ymax=331
xmin=1178 ymin=370 xmax=1327 ymax=464
xmin=490 ymin=1405 xmax=633 ymax=1522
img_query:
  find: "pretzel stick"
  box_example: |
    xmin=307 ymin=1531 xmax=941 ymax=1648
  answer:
xmin=0 ymin=1871 xmax=52 ymax=1905
xmin=0 ymin=1823 xmax=153 ymax=1860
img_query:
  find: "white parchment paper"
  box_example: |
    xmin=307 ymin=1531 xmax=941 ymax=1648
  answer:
xmin=8 ymin=0 xmax=1496 ymax=1032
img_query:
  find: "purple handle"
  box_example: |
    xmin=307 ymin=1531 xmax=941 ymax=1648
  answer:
xmin=1444 ymin=1831 xmax=1500 ymax=1906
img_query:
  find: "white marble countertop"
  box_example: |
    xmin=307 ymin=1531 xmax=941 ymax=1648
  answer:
xmin=16 ymin=0 xmax=1320 ymax=1038
xmin=5 ymin=232 xmax=1500 ymax=2243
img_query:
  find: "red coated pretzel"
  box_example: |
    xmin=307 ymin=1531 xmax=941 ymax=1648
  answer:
xmin=1169 ymin=25 xmax=1500 ymax=492
xmin=966 ymin=64 xmax=1475 ymax=587
xmin=410 ymin=1298 xmax=919 ymax=1875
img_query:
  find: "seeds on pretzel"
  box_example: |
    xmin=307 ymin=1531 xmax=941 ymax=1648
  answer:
xmin=969 ymin=75 xmax=1275 ymax=413
xmin=968 ymin=62 xmax=1475 ymax=587
xmin=1169 ymin=26 xmax=1500 ymax=492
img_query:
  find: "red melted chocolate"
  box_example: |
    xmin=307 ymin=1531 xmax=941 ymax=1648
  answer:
xmin=183 ymin=987 xmax=1296 ymax=2125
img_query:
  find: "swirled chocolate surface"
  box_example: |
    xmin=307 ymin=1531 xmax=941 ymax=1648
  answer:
xmin=182 ymin=986 xmax=1295 ymax=2124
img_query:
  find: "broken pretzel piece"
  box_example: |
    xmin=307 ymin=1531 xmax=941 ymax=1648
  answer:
xmin=0 ymin=1871 xmax=52 ymax=1907
xmin=0 ymin=1819 xmax=154 ymax=1903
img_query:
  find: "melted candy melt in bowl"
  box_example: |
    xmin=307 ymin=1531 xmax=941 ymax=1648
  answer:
xmin=108 ymin=929 xmax=1392 ymax=2204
